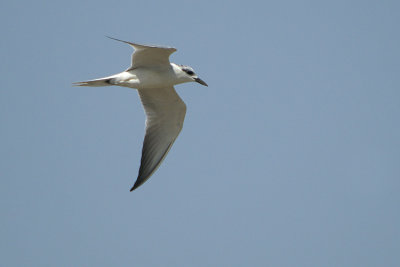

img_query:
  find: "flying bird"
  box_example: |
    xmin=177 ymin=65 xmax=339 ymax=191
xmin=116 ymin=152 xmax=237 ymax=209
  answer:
xmin=74 ymin=37 xmax=207 ymax=191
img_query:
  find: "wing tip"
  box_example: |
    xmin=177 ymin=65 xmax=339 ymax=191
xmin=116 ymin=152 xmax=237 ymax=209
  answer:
xmin=105 ymin=35 xmax=176 ymax=51
xmin=72 ymin=81 xmax=87 ymax=86
xmin=106 ymin=35 xmax=125 ymax=43
xmin=130 ymin=184 xmax=137 ymax=191
xmin=130 ymin=179 xmax=143 ymax=191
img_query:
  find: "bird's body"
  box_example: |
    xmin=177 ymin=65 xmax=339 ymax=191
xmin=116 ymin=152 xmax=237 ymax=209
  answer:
xmin=77 ymin=63 xmax=193 ymax=89
xmin=74 ymin=37 xmax=207 ymax=191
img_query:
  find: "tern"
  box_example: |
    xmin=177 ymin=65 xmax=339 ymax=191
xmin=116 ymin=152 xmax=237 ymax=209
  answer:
xmin=74 ymin=37 xmax=207 ymax=191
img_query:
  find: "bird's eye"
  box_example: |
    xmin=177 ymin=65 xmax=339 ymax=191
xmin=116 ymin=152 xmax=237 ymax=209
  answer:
xmin=185 ymin=70 xmax=194 ymax=75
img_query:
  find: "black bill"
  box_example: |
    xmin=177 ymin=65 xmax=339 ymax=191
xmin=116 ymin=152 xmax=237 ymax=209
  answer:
xmin=194 ymin=77 xmax=208 ymax=87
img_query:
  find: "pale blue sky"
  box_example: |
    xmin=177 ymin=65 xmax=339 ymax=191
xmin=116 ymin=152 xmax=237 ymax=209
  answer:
xmin=1 ymin=0 xmax=399 ymax=266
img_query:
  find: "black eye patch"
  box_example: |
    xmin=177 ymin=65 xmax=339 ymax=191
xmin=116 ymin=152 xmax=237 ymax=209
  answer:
xmin=183 ymin=68 xmax=194 ymax=75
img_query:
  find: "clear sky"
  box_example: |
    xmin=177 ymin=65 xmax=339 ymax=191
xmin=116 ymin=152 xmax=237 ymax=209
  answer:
xmin=1 ymin=0 xmax=399 ymax=266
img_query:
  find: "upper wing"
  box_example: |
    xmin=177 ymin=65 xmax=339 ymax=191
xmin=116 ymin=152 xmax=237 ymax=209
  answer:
xmin=107 ymin=36 xmax=177 ymax=69
xmin=131 ymin=87 xmax=187 ymax=191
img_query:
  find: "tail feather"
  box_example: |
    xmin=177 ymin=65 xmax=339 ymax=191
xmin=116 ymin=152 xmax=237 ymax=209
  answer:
xmin=73 ymin=77 xmax=114 ymax=87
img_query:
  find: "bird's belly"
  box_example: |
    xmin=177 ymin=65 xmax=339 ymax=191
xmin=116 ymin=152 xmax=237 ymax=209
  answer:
xmin=122 ymin=68 xmax=175 ymax=89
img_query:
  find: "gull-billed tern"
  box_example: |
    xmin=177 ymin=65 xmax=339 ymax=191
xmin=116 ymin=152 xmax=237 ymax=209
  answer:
xmin=74 ymin=37 xmax=207 ymax=191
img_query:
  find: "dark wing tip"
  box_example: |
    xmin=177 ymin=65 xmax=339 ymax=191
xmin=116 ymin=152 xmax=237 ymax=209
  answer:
xmin=130 ymin=182 xmax=139 ymax=192
xmin=106 ymin=36 xmax=176 ymax=51
xmin=130 ymin=176 xmax=146 ymax=191
xmin=106 ymin=36 xmax=134 ymax=46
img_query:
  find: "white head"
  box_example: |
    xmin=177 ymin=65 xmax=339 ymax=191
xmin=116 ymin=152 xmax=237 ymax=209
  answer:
xmin=173 ymin=64 xmax=208 ymax=86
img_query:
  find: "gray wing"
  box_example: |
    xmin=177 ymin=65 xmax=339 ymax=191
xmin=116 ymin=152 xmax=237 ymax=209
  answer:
xmin=106 ymin=36 xmax=177 ymax=69
xmin=131 ymin=87 xmax=186 ymax=191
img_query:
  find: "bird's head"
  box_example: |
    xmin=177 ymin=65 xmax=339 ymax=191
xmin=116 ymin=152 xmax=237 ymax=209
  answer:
xmin=176 ymin=64 xmax=208 ymax=86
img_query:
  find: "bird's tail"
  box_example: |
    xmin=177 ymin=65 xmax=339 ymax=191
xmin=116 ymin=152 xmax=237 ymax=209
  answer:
xmin=73 ymin=76 xmax=116 ymax=87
